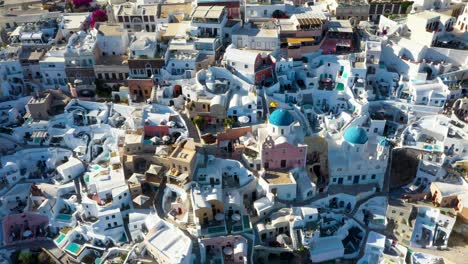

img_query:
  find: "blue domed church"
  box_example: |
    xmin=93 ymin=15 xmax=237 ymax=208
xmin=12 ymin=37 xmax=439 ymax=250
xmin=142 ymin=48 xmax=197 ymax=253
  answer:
xmin=327 ymin=120 xmax=390 ymax=191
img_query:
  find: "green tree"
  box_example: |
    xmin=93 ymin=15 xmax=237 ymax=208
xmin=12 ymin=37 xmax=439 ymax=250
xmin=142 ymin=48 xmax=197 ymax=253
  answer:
xmin=37 ymin=252 xmax=52 ymax=264
xmin=193 ymin=116 xmax=204 ymax=129
xmin=224 ymin=117 xmax=235 ymax=128
xmin=95 ymin=79 xmax=111 ymax=98
xmin=18 ymin=251 xmax=34 ymax=264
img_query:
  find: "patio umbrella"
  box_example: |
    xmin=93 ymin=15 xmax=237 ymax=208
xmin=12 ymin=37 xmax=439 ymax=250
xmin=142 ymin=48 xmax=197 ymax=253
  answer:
xmin=238 ymin=116 xmax=249 ymax=124
xmin=162 ymin=135 xmax=171 ymax=142
xmin=150 ymin=136 xmax=160 ymax=143
xmin=276 ymin=234 xmax=291 ymax=245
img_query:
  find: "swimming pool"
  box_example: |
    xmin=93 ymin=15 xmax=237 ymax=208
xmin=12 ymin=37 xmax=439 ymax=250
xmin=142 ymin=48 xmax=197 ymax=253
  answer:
xmin=55 ymin=233 xmax=66 ymax=244
xmin=66 ymin=242 xmax=82 ymax=254
xmin=56 ymin=214 xmax=72 ymax=221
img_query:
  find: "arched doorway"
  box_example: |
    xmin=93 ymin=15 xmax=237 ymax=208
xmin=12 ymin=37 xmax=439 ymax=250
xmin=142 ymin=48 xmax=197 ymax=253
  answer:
xmin=423 ymin=66 xmax=433 ymax=80
xmin=173 ymin=85 xmax=182 ymax=97
xmin=272 ymin=10 xmax=286 ymax=19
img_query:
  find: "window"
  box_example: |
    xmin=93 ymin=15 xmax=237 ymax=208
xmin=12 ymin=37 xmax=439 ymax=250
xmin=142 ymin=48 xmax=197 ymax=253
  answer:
xmin=264 ymin=10 xmax=267 ymax=15
xmin=107 ymin=223 xmax=111 ymax=228
xmin=106 ymin=216 xmax=109 ymax=220
xmin=362 ymin=175 xmax=366 ymax=180
xmin=371 ymin=174 xmax=376 ymax=179
xmin=112 ymin=215 xmax=116 ymax=219
xmin=244 ymin=64 xmax=248 ymax=69
xmin=333 ymin=178 xmax=337 ymax=182
xmin=373 ymin=128 xmax=378 ymax=133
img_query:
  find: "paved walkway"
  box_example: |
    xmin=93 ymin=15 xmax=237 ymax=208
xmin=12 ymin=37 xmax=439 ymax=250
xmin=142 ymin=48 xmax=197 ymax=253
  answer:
xmin=179 ymin=112 xmax=201 ymax=143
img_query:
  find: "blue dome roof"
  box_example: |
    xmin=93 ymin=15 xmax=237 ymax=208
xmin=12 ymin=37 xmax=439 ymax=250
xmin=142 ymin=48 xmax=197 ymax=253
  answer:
xmin=343 ymin=126 xmax=368 ymax=144
xmin=269 ymin=109 xmax=295 ymax=126
xmin=378 ymin=137 xmax=391 ymax=147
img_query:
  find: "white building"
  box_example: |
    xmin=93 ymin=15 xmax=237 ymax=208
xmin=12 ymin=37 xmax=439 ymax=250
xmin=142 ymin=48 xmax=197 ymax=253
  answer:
xmin=327 ymin=119 xmax=390 ymax=191
xmin=244 ymin=0 xmax=287 ymax=23
xmin=165 ymin=39 xmax=199 ymax=77
xmin=224 ymin=45 xmax=274 ymax=85
xmin=0 ymin=46 xmax=24 ymax=97
xmin=309 ymin=236 xmax=345 ymax=262
xmin=94 ymin=24 xmax=129 ymax=56
xmin=56 ymin=156 xmax=85 ymax=183
xmin=191 ymin=6 xmax=228 ymax=42
xmin=455 ymin=5 xmax=468 ymax=32
xmin=258 ymin=170 xmax=297 ymax=201
xmin=406 ymin=11 xmax=456 ymax=47
xmin=145 ymin=218 xmax=193 ymax=264
xmin=116 ymin=2 xmax=159 ymax=32
xmin=410 ymin=207 xmax=456 ymax=249
xmin=232 ymin=23 xmax=279 ymax=51
xmin=57 ymin=13 xmax=90 ymax=41
xmin=39 ymin=46 xmax=68 ymax=91
xmin=406 ymin=78 xmax=449 ymax=107
xmin=64 ymin=31 xmax=98 ymax=84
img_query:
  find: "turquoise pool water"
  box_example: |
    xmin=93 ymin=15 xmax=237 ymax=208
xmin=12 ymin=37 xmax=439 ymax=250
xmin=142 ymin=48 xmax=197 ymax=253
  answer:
xmin=93 ymin=165 xmax=101 ymax=171
xmin=55 ymin=233 xmax=65 ymax=244
xmin=66 ymin=242 xmax=81 ymax=254
xmin=57 ymin=214 xmax=72 ymax=221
